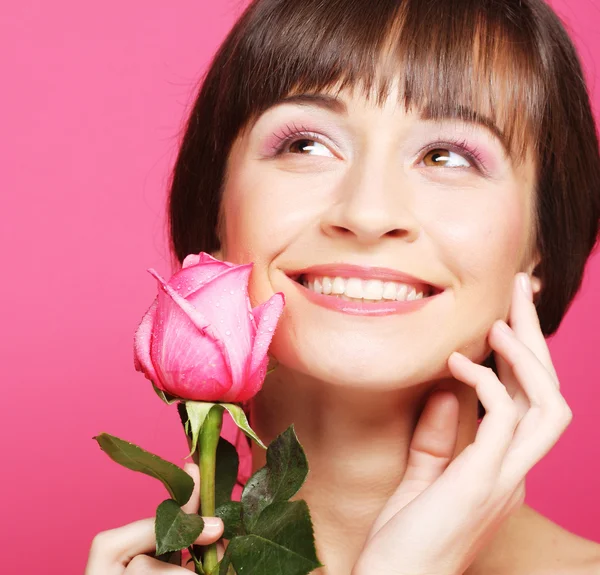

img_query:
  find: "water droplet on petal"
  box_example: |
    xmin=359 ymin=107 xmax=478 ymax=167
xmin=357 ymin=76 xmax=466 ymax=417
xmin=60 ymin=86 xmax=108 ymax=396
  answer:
xmin=216 ymin=302 xmax=220 ymax=307
xmin=268 ymin=327 xmax=273 ymax=332
xmin=177 ymin=284 xmax=181 ymax=289
xmin=225 ymin=330 xmax=231 ymax=336
xmin=188 ymin=286 xmax=192 ymax=291
xmin=230 ymin=290 xmax=235 ymax=295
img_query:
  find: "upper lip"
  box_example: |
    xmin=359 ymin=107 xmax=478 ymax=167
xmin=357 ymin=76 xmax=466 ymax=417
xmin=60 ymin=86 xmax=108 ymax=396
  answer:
xmin=286 ymin=263 xmax=444 ymax=293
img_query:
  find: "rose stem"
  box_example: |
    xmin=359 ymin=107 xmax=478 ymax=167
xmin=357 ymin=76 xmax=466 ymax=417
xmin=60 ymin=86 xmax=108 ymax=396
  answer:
xmin=198 ymin=404 xmax=224 ymax=574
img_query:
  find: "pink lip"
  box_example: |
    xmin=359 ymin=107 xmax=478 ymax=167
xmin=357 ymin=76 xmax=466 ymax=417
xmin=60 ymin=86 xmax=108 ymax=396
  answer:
xmin=289 ymin=276 xmax=443 ymax=316
xmin=287 ymin=263 xmax=443 ymax=293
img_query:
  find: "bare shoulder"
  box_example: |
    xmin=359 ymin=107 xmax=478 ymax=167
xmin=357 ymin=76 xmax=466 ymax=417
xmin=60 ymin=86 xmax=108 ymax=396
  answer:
xmin=506 ymin=505 xmax=600 ymax=574
xmin=469 ymin=504 xmax=600 ymax=575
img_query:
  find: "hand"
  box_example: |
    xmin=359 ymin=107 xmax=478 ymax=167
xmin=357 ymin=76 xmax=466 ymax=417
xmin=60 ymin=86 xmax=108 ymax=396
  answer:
xmin=352 ymin=273 xmax=573 ymax=575
xmin=84 ymin=462 xmax=225 ymax=574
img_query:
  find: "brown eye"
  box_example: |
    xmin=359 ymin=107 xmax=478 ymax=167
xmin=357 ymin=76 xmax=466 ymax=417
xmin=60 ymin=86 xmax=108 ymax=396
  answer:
xmin=423 ymin=148 xmax=470 ymax=168
xmin=288 ymin=139 xmax=333 ymax=157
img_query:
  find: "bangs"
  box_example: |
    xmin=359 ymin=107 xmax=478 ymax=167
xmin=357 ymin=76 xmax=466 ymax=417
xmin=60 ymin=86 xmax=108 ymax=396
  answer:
xmin=222 ymin=0 xmax=547 ymax=164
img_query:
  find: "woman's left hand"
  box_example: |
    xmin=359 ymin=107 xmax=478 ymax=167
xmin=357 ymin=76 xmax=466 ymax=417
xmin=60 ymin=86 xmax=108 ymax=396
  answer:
xmin=351 ymin=273 xmax=572 ymax=575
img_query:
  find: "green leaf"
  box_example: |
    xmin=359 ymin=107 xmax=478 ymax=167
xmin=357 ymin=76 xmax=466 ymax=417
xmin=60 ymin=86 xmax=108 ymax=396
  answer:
xmin=183 ymin=401 xmax=220 ymax=458
xmin=93 ymin=433 xmax=193 ymax=506
xmin=155 ymin=549 xmax=182 ymax=566
xmin=221 ymin=403 xmax=266 ymax=449
xmin=215 ymin=437 xmax=239 ymax=509
xmin=252 ymin=501 xmax=320 ymax=566
xmin=151 ymin=381 xmax=182 ymax=405
xmin=241 ymin=425 xmax=308 ymax=531
xmin=215 ymin=501 xmax=244 ymax=540
xmin=222 ymin=532 xmax=322 ymax=575
xmin=155 ymin=499 xmax=205 ymax=556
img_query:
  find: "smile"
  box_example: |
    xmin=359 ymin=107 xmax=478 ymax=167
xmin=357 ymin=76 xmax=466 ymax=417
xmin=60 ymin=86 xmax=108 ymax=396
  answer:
xmin=287 ymin=273 xmax=443 ymax=317
xmin=300 ymin=274 xmax=432 ymax=301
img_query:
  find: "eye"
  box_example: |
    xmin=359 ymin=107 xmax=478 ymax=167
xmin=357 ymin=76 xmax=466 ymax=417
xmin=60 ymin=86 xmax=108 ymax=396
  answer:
xmin=287 ymin=138 xmax=334 ymax=157
xmin=422 ymin=148 xmax=471 ymax=168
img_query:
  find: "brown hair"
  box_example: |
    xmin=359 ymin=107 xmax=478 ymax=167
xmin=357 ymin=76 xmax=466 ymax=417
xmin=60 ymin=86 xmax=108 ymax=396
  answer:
xmin=167 ymin=0 xmax=600 ymax=340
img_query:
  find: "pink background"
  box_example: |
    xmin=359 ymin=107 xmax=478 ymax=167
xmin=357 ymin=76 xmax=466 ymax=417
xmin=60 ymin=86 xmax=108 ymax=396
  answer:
xmin=1 ymin=1 xmax=599 ymax=573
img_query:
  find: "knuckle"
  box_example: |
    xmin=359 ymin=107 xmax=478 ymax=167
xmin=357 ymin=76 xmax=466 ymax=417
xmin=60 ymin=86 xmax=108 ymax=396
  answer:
xmin=548 ymin=399 xmax=573 ymax=426
xmin=90 ymin=530 xmax=113 ymax=552
xmin=126 ymin=554 xmax=154 ymax=571
xmin=498 ymin=402 xmax=519 ymax=426
xmin=562 ymin=405 xmax=573 ymax=425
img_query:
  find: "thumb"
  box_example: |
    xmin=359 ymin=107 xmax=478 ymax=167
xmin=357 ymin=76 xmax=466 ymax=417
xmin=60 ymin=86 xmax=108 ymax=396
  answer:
xmin=366 ymin=390 xmax=460 ymax=539
xmin=181 ymin=462 xmax=201 ymax=514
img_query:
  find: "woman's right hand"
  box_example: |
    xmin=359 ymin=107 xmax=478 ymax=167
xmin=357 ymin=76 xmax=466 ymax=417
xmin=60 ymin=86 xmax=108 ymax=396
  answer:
xmin=84 ymin=462 xmax=225 ymax=574
xmin=352 ymin=273 xmax=572 ymax=575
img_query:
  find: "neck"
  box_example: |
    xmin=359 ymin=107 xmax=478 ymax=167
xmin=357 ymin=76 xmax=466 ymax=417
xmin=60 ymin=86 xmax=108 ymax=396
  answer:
xmin=247 ymin=364 xmax=481 ymax=574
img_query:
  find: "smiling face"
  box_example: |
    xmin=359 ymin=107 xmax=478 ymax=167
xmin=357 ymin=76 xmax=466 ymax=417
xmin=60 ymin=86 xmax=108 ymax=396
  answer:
xmin=217 ymin=81 xmax=540 ymax=390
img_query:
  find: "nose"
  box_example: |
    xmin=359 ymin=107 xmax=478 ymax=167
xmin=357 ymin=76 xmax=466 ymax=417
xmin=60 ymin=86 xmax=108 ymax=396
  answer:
xmin=320 ymin=157 xmax=420 ymax=246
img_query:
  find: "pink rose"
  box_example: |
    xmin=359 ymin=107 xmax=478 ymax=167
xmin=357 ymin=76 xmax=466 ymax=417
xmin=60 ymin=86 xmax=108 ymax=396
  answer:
xmin=133 ymin=252 xmax=284 ymax=403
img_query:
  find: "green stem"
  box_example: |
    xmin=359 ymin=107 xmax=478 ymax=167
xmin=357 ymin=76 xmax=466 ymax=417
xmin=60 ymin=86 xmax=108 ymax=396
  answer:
xmin=198 ymin=405 xmax=224 ymax=575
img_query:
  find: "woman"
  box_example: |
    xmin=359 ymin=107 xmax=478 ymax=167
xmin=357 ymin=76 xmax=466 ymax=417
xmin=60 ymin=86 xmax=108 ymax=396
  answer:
xmin=85 ymin=0 xmax=600 ymax=573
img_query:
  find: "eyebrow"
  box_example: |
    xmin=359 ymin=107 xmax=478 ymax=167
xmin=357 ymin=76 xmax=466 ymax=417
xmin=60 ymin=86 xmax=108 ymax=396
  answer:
xmin=275 ymin=93 xmax=511 ymax=159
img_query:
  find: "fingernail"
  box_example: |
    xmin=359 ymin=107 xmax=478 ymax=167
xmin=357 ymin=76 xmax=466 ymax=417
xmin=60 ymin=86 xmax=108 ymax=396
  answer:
xmin=519 ymin=273 xmax=533 ymax=301
xmin=203 ymin=517 xmax=223 ymax=528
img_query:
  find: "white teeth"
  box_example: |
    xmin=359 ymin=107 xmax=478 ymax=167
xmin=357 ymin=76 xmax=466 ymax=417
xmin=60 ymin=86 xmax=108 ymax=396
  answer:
xmin=301 ymin=275 xmax=430 ymax=301
xmin=396 ymin=284 xmax=408 ymax=301
xmin=363 ymin=279 xmax=384 ymax=300
xmin=382 ymin=281 xmax=397 ymax=300
xmin=331 ymin=277 xmax=345 ymax=295
xmin=345 ymin=278 xmax=363 ymax=298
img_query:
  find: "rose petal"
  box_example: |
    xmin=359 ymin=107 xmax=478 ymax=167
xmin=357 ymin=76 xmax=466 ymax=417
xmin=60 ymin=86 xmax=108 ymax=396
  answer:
xmin=249 ymin=292 xmax=285 ymax=377
xmin=185 ymin=264 xmax=256 ymax=402
xmin=149 ymin=269 xmax=234 ymax=400
xmin=235 ymin=292 xmax=285 ymax=402
xmin=170 ymin=258 xmax=233 ymax=297
xmin=182 ymin=254 xmax=201 ymax=269
xmin=133 ymin=297 xmax=160 ymax=383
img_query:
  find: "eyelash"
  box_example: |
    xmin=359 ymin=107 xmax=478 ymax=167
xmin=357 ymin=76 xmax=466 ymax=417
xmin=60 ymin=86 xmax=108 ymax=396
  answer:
xmin=270 ymin=123 xmax=488 ymax=173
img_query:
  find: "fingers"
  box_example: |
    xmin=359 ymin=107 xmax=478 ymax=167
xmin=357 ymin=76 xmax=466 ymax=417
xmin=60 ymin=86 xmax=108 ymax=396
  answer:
xmin=86 ymin=516 xmax=223 ymax=575
xmin=181 ymin=462 xmax=200 ymax=514
xmin=366 ymin=391 xmax=459 ymax=539
xmin=447 ymin=274 xmax=572 ymax=482
xmin=126 ymin=554 xmax=191 ymax=573
xmin=486 ymin=321 xmax=572 ymax=478
xmin=448 ymin=351 xmax=519 ymax=474
xmin=508 ymin=273 xmax=558 ymax=384
xmin=403 ymin=391 xmax=460 ymax=485
xmin=493 ymin=273 xmax=558 ymax=418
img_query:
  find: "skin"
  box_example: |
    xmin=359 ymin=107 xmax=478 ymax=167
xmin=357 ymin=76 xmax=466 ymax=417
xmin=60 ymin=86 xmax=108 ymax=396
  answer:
xmin=215 ymin=82 xmax=598 ymax=573
xmin=84 ymin=82 xmax=600 ymax=573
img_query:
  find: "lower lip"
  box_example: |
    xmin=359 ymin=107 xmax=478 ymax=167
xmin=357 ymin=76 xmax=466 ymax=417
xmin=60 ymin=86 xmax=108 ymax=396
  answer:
xmin=290 ymin=279 xmax=440 ymax=316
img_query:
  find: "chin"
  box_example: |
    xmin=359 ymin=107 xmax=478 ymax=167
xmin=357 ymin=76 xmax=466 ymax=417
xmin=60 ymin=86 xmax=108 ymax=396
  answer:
xmin=269 ymin=329 xmax=451 ymax=390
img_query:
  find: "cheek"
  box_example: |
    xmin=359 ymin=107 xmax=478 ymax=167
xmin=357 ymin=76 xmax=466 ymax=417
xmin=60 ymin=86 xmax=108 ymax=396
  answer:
xmin=428 ymin=187 xmax=527 ymax=285
xmin=220 ymin=165 xmax=332 ymax=302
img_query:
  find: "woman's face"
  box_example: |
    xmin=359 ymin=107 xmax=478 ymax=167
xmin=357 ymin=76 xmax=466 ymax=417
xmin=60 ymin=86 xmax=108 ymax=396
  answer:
xmin=219 ymin=83 xmax=539 ymax=390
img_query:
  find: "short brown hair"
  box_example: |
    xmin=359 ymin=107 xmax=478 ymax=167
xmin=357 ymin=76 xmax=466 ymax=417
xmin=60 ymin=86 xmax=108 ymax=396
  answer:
xmin=168 ymin=0 xmax=600 ymax=338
